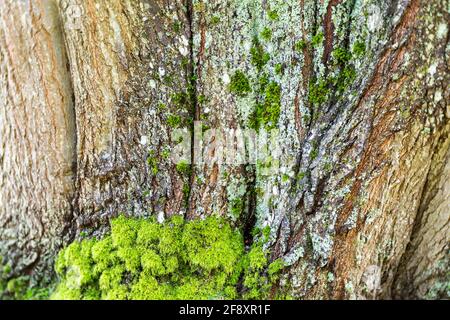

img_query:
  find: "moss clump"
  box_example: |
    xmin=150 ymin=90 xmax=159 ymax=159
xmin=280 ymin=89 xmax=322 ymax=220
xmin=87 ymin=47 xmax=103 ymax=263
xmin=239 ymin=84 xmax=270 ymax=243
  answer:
xmin=240 ymin=228 xmax=285 ymax=299
xmin=230 ymin=199 xmax=244 ymax=218
xmin=210 ymin=15 xmax=220 ymax=26
xmin=166 ymin=114 xmax=182 ymax=128
xmin=176 ymin=160 xmax=191 ymax=177
xmin=352 ymin=41 xmax=366 ymax=57
xmin=295 ymin=40 xmax=306 ymax=52
xmin=229 ymin=70 xmax=252 ymax=97
xmin=311 ymin=32 xmax=324 ymax=47
xmin=332 ymin=47 xmax=352 ymax=65
xmin=308 ymin=79 xmax=329 ymax=106
xmin=309 ymin=141 xmax=319 ymax=160
xmin=176 ymin=160 xmax=192 ymax=204
xmin=53 ymin=216 xmax=243 ymax=300
xmin=0 ymin=257 xmax=51 ymax=300
xmin=249 ymin=81 xmax=281 ymax=131
xmin=147 ymin=150 xmax=159 ymax=175
xmin=52 ymin=216 xmax=284 ymax=300
xmin=267 ymin=10 xmax=279 ymax=21
xmin=250 ymin=39 xmax=270 ymax=71
xmin=307 ymin=41 xmax=366 ymax=109
xmin=171 ymin=91 xmax=190 ymax=110
xmin=275 ymin=64 xmax=283 ymax=76
xmin=334 ymin=66 xmax=356 ymax=92
xmin=261 ymin=27 xmax=272 ymax=41
xmin=172 ymin=21 xmax=182 ymax=33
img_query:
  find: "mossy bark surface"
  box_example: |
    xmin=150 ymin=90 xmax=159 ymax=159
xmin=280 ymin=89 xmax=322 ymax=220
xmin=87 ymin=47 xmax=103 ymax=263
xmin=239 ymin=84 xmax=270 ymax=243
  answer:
xmin=0 ymin=0 xmax=448 ymax=299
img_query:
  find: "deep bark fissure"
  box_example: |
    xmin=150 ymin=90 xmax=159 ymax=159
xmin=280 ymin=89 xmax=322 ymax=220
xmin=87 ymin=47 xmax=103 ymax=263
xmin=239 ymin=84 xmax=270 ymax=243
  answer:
xmin=186 ymin=0 xmax=197 ymax=217
xmin=56 ymin=3 xmax=79 ymax=244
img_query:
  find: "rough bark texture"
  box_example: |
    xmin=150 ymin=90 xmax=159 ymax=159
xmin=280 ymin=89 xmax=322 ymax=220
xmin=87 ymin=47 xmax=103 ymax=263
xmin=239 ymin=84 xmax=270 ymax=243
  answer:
xmin=58 ymin=0 xmax=191 ymax=234
xmin=0 ymin=0 xmax=75 ymax=284
xmin=0 ymin=0 xmax=448 ymax=299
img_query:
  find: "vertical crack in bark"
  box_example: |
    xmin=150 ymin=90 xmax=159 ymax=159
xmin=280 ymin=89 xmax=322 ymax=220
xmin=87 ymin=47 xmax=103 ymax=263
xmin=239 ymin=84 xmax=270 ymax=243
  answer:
xmin=185 ymin=0 xmax=197 ymax=217
xmin=55 ymin=1 xmax=78 ymax=244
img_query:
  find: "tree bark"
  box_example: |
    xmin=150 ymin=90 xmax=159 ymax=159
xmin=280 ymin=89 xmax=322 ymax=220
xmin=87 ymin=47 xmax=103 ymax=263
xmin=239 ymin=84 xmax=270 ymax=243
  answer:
xmin=0 ymin=0 xmax=75 ymax=284
xmin=0 ymin=0 xmax=448 ymax=299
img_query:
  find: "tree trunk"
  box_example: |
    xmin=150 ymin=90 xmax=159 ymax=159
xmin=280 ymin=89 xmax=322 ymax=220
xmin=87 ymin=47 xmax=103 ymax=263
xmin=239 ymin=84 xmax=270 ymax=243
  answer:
xmin=0 ymin=0 xmax=448 ymax=299
xmin=0 ymin=0 xmax=76 ymax=284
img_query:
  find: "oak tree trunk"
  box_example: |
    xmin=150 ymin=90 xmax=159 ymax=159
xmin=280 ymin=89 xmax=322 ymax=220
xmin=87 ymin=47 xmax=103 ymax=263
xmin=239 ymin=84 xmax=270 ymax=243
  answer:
xmin=0 ymin=0 xmax=448 ymax=299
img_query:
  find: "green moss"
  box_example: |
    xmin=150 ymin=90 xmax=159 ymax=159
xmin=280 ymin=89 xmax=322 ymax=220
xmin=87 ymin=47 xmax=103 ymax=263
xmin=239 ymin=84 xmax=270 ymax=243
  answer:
xmin=210 ymin=15 xmax=220 ymax=26
xmin=175 ymin=160 xmax=192 ymax=204
xmin=0 ymin=257 xmax=52 ymax=300
xmin=230 ymin=199 xmax=244 ymax=218
xmin=176 ymin=160 xmax=191 ymax=177
xmin=311 ymin=32 xmax=324 ymax=47
xmin=166 ymin=114 xmax=182 ymax=128
xmin=261 ymin=27 xmax=272 ymax=41
xmin=309 ymin=141 xmax=319 ymax=160
xmin=262 ymin=226 xmax=271 ymax=241
xmin=268 ymin=259 xmax=285 ymax=281
xmin=250 ymin=39 xmax=270 ymax=71
xmin=162 ymin=148 xmax=171 ymax=159
xmin=249 ymin=81 xmax=281 ymax=131
xmin=172 ymin=21 xmax=182 ymax=33
xmin=267 ymin=10 xmax=279 ymax=21
xmin=275 ymin=63 xmax=283 ymax=76
xmin=147 ymin=150 xmax=159 ymax=175
xmin=182 ymin=183 xmax=190 ymax=202
xmin=332 ymin=47 xmax=352 ymax=65
xmin=238 ymin=226 xmax=285 ymax=299
xmin=324 ymin=162 xmax=333 ymax=173
xmin=310 ymin=146 xmax=319 ymax=160
xmin=171 ymin=92 xmax=189 ymax=108
xmin=295 ymin=40 xmax=306 ymax=52
xmin=229 ymin=70 xmax=252 ymax=97
xmin=197 ymin=94 xmax=207 ymax=105
xmin=352 ymin=41 xmax=366 ymax=57
xmin=308 ymin=79 xmax=329 ymax=106
xmin=52 ymin=215 xmax=285 ymax=300
xmin=307 ymin=39 xmax=366 ymax=109
xmin=335 ymin=66 xmax=356 ymax=92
